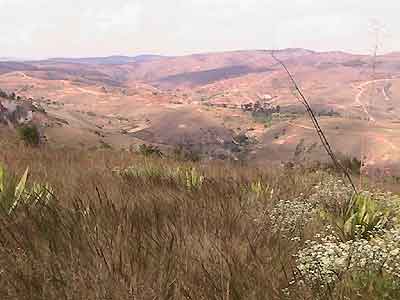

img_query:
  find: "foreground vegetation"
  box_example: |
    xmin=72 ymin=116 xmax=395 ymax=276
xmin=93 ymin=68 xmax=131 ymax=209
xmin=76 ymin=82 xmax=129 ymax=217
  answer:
xmin=1 ymin=128 xmax=400 ymax=299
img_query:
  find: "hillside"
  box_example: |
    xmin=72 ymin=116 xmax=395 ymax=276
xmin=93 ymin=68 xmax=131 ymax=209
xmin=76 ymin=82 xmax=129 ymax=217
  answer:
xmin=1 ymin=49 xmax=400 ymax=174
xmin=3 ymin=49 xmax=400 ymax=299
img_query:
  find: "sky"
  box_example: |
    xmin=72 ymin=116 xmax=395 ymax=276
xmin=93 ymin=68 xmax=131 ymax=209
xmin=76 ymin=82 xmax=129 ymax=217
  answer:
xmin=0 ymin=0 xmax=399 ymax=59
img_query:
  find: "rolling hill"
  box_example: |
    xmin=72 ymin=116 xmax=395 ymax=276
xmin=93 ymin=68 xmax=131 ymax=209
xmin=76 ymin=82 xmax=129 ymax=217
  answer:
xmin=1 ymin=48 xmax=400 ymax=174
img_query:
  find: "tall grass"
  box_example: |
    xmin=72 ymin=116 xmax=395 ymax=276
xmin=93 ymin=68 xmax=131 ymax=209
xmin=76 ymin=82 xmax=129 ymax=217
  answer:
xmin=0 ymin=128 xmax=399 ymax=299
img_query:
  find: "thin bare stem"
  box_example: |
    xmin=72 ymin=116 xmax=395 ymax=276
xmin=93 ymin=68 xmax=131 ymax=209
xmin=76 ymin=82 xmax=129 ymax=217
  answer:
xmin=270 ymin=51 xmax=358 ymax=194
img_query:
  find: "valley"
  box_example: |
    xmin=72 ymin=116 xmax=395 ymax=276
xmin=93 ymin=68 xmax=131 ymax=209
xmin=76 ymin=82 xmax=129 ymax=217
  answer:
xmin=2 ymin=48 xmax=400 ymax=174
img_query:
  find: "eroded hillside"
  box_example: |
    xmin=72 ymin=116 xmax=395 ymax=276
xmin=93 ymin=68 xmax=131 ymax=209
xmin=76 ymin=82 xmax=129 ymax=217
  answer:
xmin=1 ymin=49 xmax=400 ymax=173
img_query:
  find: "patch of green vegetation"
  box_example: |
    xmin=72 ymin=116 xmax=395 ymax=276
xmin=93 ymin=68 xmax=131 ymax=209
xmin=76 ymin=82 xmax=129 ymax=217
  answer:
xmin=138 ymin=143 xmax=163 ymax=157
xmin=0 ymin=164 xmax=53 ymax=215
xmin=99 ymin=140 xmax=113 ymax=150
xmin=251 ymin=111 xmax=273 ymax=126
xmin=114 ymin=164 xmax=204 ymax=190
xmin=17 ymin=124 xmax=40 ymax=146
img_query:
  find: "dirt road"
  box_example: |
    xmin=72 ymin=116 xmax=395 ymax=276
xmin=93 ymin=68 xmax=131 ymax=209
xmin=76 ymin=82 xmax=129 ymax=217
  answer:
xmin=354 ymin=78 xmax=399 ymax=122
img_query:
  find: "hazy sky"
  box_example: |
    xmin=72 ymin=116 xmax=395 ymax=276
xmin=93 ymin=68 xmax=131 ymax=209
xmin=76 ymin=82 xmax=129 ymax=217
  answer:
xmin=0 ymin=0 xmax=399 ymax=58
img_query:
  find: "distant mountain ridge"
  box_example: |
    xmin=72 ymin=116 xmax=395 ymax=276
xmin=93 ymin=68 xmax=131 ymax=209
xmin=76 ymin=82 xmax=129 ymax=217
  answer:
xmin=2 ymin=48 xmax=398 ymax=64
xmin=44 ymin=55 xmax=166 ymax=65
xmin=0 ymin=48 xmax=384 ymax=88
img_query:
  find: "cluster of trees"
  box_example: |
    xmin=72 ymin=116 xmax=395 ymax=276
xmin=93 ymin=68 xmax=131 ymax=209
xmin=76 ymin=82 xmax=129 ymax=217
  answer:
xmin=241 ymin=101 xmax=280 ymax=115
xmin=241 ymin=101 xmax=281 ymax=124
xmin=317 ymin=108 xmax=340 ymax=117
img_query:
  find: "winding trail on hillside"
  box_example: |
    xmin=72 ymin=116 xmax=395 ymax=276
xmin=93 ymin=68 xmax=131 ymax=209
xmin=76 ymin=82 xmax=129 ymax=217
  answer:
xmin=354 ymin=80 xmax=378 ymax=122
xmin=354 ymin=78 xmax=399 ymax=122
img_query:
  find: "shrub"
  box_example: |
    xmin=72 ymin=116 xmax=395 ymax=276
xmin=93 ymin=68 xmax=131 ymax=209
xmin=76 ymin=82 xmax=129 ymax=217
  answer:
xmin=17 ymin=124 xmax=40 ymax=146
xmin=295 ymin=229 xmax=400 ymax=299
xmin=340 ymin=155 xmax=362 ymax=175
xmin=319 ymin=190 xmax=397 ymax=241
xmin=172 ymin=145 xmax=201 ymax=162
xmin=340 ymin=192 xmax=391 ymax=240
xmin=287 ymin=176 xmax=400 ymax=299
xmin=138 ymin=143 xmax=163 ymax=157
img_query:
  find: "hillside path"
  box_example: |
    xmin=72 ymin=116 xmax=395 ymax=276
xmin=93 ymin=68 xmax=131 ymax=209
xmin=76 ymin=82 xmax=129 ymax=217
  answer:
xmin=354 ymin=78 xmax=400 ymax=122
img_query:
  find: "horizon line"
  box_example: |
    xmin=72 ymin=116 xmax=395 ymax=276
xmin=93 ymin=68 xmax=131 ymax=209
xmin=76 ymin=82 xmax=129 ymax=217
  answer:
xmin=2 ymin=47 xmax=399 ymax=62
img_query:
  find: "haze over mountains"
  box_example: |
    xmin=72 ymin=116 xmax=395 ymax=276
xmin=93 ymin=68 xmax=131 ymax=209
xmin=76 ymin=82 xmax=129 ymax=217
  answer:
xmin=43 ymin=55 xmax=166 ymax=65
xmin=1 ymin=48 xmax=400 ymax=174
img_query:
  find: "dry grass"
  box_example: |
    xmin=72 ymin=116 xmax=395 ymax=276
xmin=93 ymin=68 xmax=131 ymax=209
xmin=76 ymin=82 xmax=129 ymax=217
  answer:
xmin=0 ymin=127 xmax=399 ymax=300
